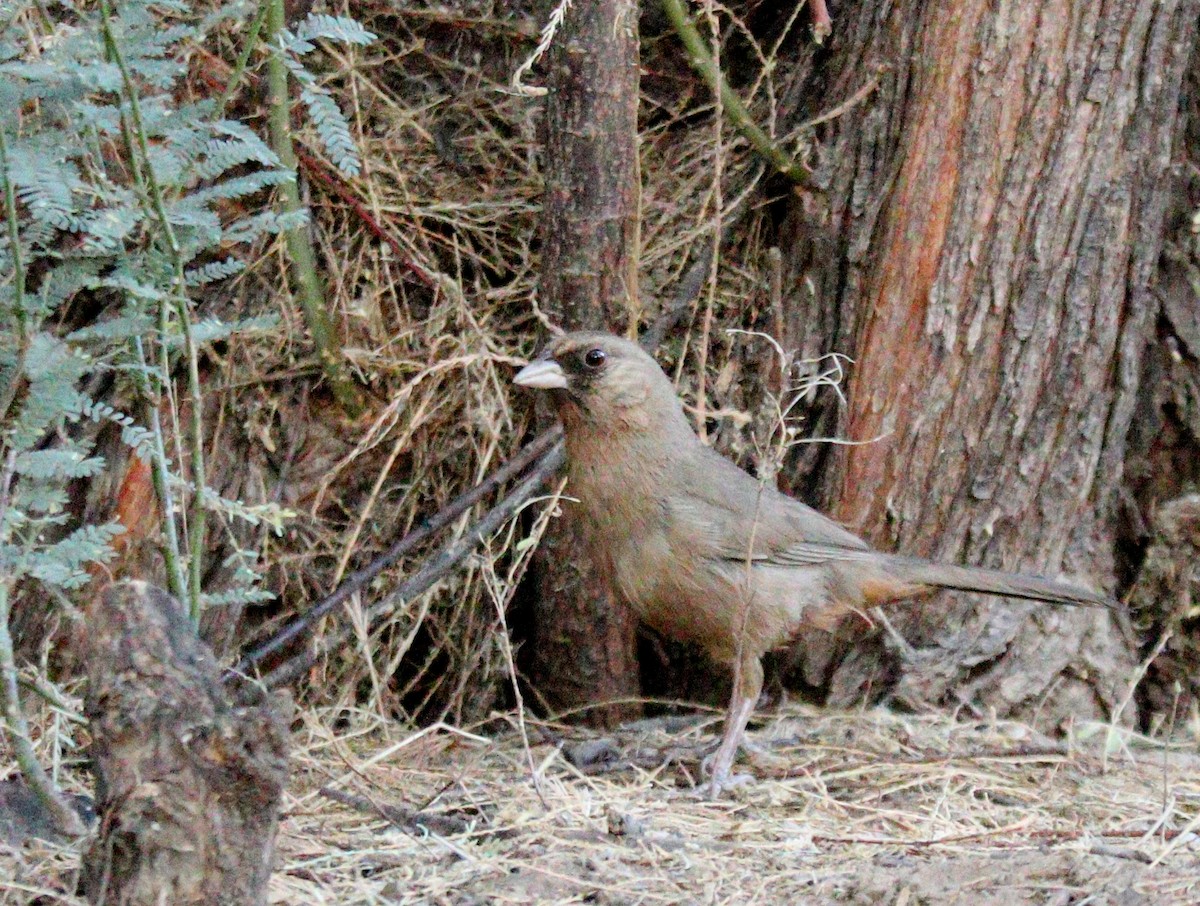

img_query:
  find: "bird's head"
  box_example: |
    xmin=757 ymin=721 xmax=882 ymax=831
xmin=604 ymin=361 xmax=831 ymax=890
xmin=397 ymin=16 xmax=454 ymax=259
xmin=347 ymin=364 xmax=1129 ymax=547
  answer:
xmin=513 ymin=332 xmax=687 ymax=433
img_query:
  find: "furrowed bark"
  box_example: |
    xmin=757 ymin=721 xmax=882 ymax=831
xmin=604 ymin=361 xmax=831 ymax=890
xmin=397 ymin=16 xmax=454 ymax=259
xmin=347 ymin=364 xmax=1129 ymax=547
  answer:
xmin=776 ymin=0 xmax=1198 ymax=724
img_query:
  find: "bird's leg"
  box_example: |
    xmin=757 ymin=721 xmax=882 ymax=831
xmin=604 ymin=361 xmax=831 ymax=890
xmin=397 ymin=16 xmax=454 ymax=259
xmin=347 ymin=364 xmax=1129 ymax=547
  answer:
xmin=704 ymin=653 xmax=763 ymax=798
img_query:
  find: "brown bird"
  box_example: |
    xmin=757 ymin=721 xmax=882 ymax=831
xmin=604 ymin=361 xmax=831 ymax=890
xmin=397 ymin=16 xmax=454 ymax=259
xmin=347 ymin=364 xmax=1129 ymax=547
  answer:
xmin=514 ymin=331 xmax=1112 ymax=795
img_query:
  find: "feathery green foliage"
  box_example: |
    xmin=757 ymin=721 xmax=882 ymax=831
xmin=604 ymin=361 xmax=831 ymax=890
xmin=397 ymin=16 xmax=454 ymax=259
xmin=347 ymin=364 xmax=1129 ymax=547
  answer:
xmin=278 ymin=13 xmax=376 ymax=177
xmin=0 ymin=0 xmax=372 ymax=821
xmin=0 ymin=0 xmax=370 ymax=620
xmin=2 ymin=0 xmax=283 ymax=615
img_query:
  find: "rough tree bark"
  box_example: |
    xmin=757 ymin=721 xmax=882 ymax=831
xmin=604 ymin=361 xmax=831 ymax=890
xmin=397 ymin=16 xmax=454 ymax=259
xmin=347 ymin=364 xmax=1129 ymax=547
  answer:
xmin=526 ymin=0 xmax=643 ymax=723
xmin=772 ymin=1 xmax=1199 ymax=725
xmin=1121 ymin=46 xmax=1200 ymax=723
xmin=1125 ymin=496 xmax=1200 ymax=724
xmin=82 ymin=582 xmax=290 ymax=906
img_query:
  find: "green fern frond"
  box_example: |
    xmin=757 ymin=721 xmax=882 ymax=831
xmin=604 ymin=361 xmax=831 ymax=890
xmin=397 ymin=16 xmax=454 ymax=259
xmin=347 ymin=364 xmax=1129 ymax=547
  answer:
xmin=205 ymin=491 xmax=294 ymax=533
xmin=76 ymin=400 xmax=156 ymax=460
xmin=24 ymin=523 xmax=125 ymax=588
xmin=10 ymin=483 xmax=68 ymax=518
xmin=9 ymin=334 xmax=90 ymax=450
xmin=193 ymin=137 xmax=277 ymax=181
xmin=290 ymin=13 xmax=376 ymax=50
xmin=15 ymin=449 xmax=106 ymax=480
xmin=0 ymin=0 xmax=374 ymax=619
xmin=37 ymin=260 xmax=105 ymax=311
xmin=185 ymin=168 xmax=294 ymax=206
xmin=202 ymin=586 xmax=276 ymax=608
xmin=67 ymin=313 xmax=157 ymax=344
xmin=184 ymin=258 xmax=247 ymax=286
xmin=222 ymin=208 xmax=308 ymax=244
xmin=187 ymin=313 xmax=279 ymax=344
xmin=300 ymin=88 xmax=361 ymax=176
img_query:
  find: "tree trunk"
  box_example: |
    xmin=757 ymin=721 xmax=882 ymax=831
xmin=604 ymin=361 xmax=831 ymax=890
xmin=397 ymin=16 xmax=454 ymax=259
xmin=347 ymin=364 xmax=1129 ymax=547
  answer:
xmin=82 ymin=582 xmax=290 ymax=906
xmin=526 ymin=0 xmax=643 ymax=724
xmin=1120 ymin=39 xmax=1200 ymax=724
xmin=775 ymin=0 xmax=1199 ymax=725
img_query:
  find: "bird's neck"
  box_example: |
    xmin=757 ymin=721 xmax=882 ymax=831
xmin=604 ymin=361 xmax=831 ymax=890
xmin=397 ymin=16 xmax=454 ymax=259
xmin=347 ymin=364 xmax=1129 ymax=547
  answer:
xmin=561 ymin=412 xmax=693 ymax=524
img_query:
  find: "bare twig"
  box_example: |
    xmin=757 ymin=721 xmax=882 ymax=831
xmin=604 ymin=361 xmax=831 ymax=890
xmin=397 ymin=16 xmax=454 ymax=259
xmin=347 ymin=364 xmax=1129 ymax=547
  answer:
xmin=0 ymin=451 xmax=87 ymax=838
xmin=659 ymin=0 xmax=810 ymax=186
xmin=295 ymin=147 xmax=438 ymax=290
xmin=233 ymin=426 xmax=562 ymax=675
xmin=264 ymin=0 xmax=362 ymax=417
xmin=691 ymin=0 xmax=724 ymax=444
xmin=639 ymin=244 xmax=716 ymax=351
xmin=317 ymin=786 xmax=470 ymax=837
xmin=251 ymin=447 xmax=564 ymax=692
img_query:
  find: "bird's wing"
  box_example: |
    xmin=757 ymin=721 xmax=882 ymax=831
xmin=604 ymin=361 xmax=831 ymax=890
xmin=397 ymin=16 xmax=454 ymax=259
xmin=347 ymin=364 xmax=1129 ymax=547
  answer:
xmin=669 ymin=446 xmax=871 ymax=566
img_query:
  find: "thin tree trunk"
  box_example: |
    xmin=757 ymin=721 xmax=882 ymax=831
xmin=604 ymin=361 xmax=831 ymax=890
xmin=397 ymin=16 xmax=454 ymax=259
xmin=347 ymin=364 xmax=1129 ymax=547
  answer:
xmin=776 ymin=0 xmax=1199 ymax=724
xmin=527 ymin=0 xmax=642 ymax=724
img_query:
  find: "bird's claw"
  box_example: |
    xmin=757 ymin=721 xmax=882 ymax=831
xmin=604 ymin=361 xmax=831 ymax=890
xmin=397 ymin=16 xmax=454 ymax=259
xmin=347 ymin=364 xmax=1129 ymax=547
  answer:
xmin=697 ymin=750 xmax=755 ymax=799
xmin=694 ymin=770 xmax=755 ymax=800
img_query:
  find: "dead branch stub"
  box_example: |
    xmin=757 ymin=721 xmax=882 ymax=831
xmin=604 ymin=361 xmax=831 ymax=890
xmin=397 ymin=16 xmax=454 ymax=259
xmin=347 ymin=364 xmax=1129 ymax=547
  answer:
xmin=82 ymin=581 xmax=291 ymax=906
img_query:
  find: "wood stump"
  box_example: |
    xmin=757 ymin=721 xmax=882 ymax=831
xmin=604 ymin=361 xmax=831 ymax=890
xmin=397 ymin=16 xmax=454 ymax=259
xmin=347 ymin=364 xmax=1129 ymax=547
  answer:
xmin=81 ymin=581 xmax=290 ymax=906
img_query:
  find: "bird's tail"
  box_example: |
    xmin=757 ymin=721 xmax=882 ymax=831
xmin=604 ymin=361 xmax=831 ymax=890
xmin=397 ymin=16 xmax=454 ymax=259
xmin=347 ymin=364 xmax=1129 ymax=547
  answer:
xmin=877 ymin=555 xmax=1114 ymax=609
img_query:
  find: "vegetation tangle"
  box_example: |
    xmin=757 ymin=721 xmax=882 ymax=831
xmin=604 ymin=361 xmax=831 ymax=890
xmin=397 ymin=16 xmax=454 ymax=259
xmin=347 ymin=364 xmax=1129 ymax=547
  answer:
xmin=1 ymin=1 xmax=1199 ymax=903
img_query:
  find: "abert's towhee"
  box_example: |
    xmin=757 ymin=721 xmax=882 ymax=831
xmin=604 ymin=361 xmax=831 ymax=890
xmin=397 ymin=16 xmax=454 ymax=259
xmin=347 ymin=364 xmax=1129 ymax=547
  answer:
xmin=515 ymin=331 xmax=1112 ymax=796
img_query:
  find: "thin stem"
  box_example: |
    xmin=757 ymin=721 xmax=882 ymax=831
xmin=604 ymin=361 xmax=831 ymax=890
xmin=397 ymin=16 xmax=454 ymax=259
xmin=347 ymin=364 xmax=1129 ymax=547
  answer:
xmin=264 ymin=0 xmax=360 ymax=415
xmin=16 ymin=674 xmax=85 ymax=724
xmin=100 ymin=0 xmax=207 ymax=620
xmin=133 ymin=334 xmax=189 ymax=605
xmin=0 ymin=128 xmax=30 ymax=426
xmin=252 ymin=444 xmax=565 ymax=692
xmin=234 ymin=426 xmax=563 ymax=675
xmin=0 ymin=452 xmax=86 ymax=837
xmin=692 ymin=0 xmax=723 ymax=442
xmin=660 ymin=0 xmax=810 ymax=186
xmin=215 ymin=0 xmax=270 ymax=118
xmin=0 ymin=129 xmax=26 ymax=323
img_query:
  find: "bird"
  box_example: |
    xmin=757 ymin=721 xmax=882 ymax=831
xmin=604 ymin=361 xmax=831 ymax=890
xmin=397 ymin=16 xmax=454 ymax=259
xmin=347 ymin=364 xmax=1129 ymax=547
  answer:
xmin=513 ymin=331 xmax=1113 ymax=796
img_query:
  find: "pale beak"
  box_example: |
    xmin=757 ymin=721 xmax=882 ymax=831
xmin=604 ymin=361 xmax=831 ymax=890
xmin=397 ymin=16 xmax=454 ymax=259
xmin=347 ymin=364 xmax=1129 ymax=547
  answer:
xmin=513 ymin=359 xmax=568 ymax=390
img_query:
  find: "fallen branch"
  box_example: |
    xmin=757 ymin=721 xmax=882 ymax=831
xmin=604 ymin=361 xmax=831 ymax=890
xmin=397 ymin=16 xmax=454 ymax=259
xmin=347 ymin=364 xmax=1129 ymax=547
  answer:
xmin=252 ymin=448 xmax=564 ymax=691
xmin=233 ymin=425 xmax=562 ymax=675
xmin=317 ymin=786 xmax=471 ymax=837
xmin=240 ymin=243 xmax=716 ymax=694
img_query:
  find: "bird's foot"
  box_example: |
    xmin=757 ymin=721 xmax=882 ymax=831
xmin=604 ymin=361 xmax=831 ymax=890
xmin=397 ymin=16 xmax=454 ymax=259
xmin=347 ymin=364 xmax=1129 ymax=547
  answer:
xmin=697 ymin=751 xmax=756 ymax=800
xmin=695 ymin=771 xmax=756 ymax=800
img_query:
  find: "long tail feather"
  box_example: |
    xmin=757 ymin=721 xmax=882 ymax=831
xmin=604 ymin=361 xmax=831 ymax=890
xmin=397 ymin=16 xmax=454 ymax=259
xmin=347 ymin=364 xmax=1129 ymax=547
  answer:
xmin=880 ymin=555 xmax=1114 ymax=609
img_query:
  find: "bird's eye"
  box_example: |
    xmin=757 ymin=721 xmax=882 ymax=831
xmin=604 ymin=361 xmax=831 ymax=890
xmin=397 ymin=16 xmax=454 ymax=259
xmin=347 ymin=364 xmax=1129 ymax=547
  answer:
xmin=583 ymin=348 xmax=606 ymax=368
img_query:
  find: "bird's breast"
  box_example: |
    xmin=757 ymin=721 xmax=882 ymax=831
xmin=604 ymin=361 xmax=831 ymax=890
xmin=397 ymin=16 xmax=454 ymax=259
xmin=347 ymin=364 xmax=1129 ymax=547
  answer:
xmin=565 ymin=457 xmax=670 ymax=602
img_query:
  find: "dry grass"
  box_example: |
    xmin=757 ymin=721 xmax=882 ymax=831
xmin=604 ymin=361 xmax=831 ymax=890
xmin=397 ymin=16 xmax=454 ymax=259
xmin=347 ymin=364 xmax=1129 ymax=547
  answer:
xmin=4 ymin=702 xmax=1199 ymax=904
xmin=7 ymin=4 xmax=1198 ymax=903
xmin=195 ymin=0 xmax=796 ymax=724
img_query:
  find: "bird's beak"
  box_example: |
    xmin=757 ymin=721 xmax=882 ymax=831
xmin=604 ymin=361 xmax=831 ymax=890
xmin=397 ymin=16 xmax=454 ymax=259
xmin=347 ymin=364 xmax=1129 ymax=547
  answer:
xmin=513 ymin=359 xmax=568 ymax=390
